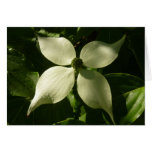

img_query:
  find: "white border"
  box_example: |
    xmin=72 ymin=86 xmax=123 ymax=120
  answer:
xmin=1 ymin=0 xmax=152 ymax=152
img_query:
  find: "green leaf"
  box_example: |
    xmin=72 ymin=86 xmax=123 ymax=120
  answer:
xmin=67 ymin=91 xmax=77 ymax=112
xmin=37 ymin=28 xmax=60 ymax=37
xmin=131 ymin=112 xmax=144 ymax=125
xmin=7 ymin=51 xmax=27 ymax=72
xmin=55 ymin=118 xmax=86 ymax=125
xmin=67 ymin=92 xmax=105 ymax=125
xmin=7 ymin=46 xmax=39 ymax=98
xmin=8 ymin=72 xmax=39 ymax=98
xmin=79 ymin=113 xmax=86 ymax=122
xmin=67 ymin=89 xmax=84 ymax=120
xmin=105 ymin=73 xmax=144 ymax=124
xmin=119 ymin=87 xmax=145 ymax=124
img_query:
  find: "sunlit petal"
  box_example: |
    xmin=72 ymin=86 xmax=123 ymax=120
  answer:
xmin=27 ymin=66 xmax=75 ymax=115
xmin=80 ymin=35 xmax=126 ymax=68
xmin=38 ymin=37 xmax=76 ymax=65
xmin=77 ymin=69 xmax=114 ymax=123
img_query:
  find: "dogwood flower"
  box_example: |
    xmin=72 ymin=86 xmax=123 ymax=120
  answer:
xmin=27 ymin=35 xmax=126 ymax=123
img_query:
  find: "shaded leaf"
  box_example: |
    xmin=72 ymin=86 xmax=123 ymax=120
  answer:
xmin=7 ymin=48 xmax=28 ymax=72
xmin=105 ymin=73 xmax=144 ymax=124
xmin=8 ymin=72 xmax=39 ymax=98
xmin=55 ymin=118 xmax=86 ymax=125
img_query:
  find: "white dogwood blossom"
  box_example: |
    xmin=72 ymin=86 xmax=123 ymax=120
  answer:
xmin=27 ymin=35 xmax=126 ymax=123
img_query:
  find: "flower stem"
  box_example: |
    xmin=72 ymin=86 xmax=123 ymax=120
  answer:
xmin=73 ymin=86 xmax=82 ymax=120
xmin=67 ymin=73 xmax=82 ymax=120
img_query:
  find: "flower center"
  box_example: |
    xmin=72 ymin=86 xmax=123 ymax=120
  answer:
xmin=71 ymin=58 xmax=83 ymax=72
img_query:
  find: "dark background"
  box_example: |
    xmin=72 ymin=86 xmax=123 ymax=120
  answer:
xmin=7 ymin=27 xmax=145 ymax=125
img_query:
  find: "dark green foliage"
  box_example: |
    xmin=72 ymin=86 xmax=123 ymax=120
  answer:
xmin=7 ymin=27 xmax=145 ymax=125
xmin=105 ymin=73 xmax=144 ymax=124
xmin=7 ymin=96 xmax=73 ymax=125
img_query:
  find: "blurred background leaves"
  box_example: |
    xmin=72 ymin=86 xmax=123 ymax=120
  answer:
xmin=7 ymin=27 xmax=145 ymax=125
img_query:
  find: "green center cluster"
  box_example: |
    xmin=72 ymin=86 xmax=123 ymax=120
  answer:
xmin=71 ymin=58 xmax=83 ymax=72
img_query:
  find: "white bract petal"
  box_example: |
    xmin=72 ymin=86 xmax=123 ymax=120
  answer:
xmin=80 ymin=35 xmax=126 ymax=68
xmin=77 ymin=69 xmax=114 ymax=123
xmin=38 ymin=37 xmax=76 ymax=65
xmin=27 ymin=66 xmax=75 ymax=115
